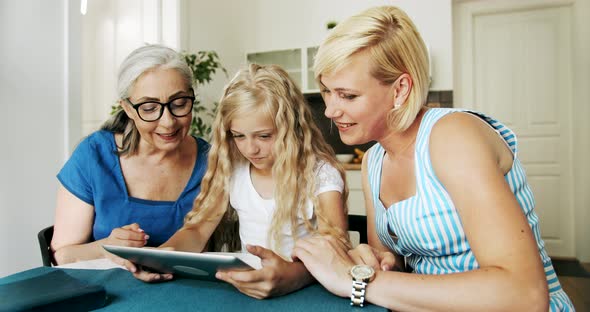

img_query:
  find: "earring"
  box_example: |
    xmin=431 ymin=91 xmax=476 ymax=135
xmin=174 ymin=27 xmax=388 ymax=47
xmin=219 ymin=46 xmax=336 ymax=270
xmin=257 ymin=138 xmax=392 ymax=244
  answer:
xmin=394 ymin=102 xmax=401 ymax=109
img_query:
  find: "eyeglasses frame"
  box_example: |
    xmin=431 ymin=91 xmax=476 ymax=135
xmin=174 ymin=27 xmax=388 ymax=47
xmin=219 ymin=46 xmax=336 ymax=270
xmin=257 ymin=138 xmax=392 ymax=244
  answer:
xmin=125 ymin=95 xmax=196 ymax=122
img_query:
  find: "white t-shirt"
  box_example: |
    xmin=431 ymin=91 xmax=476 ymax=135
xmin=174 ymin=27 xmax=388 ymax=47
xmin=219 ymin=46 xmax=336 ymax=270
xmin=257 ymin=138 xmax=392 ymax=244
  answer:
xmin=228 ymin=161 xmax=344 ymax=258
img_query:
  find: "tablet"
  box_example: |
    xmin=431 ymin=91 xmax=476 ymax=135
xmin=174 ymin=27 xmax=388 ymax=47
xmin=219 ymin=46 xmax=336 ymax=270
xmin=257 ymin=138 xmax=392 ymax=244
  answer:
xmin=103 ymin=245 xmax=261 ymax=281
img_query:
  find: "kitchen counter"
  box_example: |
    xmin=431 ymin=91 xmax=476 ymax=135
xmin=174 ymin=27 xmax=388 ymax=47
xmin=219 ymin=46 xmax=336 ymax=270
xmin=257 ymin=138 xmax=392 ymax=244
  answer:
xmin=343 ymin=163 xmax=361 ymax=170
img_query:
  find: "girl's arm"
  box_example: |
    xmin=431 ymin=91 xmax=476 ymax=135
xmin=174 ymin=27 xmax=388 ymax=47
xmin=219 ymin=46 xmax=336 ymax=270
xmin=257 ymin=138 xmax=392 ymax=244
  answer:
xmin=294 ymin=114 xmax=549 ymax=311
xmin=131 ymin=196 xmax=227 ymax=281
xmin=159 ymin=214 xmax=221 ymax=252
xmin=52 ymin=185 xmax=148 ymax=265
xmin=216 ymin=244 xmax=315 ymax=299
xmin=316 ymin=189 xmax=347 ymax=234
xmin=217 ymin=187 xmax=348 ymax=299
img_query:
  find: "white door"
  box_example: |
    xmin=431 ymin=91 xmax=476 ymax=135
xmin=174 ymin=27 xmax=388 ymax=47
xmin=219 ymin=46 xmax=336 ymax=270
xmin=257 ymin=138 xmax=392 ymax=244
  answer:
xmin=454 ymin=1 xmax=574 ymax=257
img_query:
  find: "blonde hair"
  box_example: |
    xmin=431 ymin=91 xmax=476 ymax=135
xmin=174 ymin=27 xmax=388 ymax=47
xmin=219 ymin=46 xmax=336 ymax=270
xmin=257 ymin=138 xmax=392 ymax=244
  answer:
xmin=184 ymin=64 xmax=349 ymax=254
xmin=314 ymin=6 xmax=429 ymax=132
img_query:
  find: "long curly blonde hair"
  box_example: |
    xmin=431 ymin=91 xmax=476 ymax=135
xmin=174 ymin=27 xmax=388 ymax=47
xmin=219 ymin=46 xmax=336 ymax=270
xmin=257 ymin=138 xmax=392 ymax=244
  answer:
xmin=184 ymin=64 xmax=349 ymax=254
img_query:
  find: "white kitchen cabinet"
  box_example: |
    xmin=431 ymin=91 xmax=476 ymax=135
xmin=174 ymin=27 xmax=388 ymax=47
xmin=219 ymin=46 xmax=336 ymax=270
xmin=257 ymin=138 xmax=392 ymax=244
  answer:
xmin=246 ymin=46 xmax=320 ymax=94
xmin=305 ymin=46 xmax=319 ymax=92
xmin=346 ymin=170 xmax=365 ymax=246
xmin=346 ymin=170 xmax=365 ymax=216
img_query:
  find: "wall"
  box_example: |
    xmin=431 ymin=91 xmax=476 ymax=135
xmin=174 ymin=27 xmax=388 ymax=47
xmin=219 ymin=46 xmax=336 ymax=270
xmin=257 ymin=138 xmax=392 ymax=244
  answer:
xmin=80 ymin=0 xmax=193 ymax=136
xmin=244 ymin=0 xmax=453 ymax=91
xmin=183 ymin=0 xmax=589 ymax=262
xmin=182 ymin=0 xmax=453 ymax=121
xmin=81 ymin=0 xmax=178 ymax=136
xmin=0 ymin=0 xmax=81 ymax=277
xmin=180 ymin=0 xmax=250 ymax=127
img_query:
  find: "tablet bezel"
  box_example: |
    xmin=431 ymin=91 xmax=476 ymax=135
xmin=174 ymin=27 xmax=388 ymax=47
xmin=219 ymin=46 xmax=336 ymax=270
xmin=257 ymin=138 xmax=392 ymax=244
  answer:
xmin=103 ymin=245 xmax=255 ymax=281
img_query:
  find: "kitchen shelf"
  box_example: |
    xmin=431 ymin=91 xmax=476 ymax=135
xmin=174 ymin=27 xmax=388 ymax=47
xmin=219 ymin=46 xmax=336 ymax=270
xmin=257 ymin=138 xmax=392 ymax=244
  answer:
xmin=246 ymin=46 xmax=319 ymax=94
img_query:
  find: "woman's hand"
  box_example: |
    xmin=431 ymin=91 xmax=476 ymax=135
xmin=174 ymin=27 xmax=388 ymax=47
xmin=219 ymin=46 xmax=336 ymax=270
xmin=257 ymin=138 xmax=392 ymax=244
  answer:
xmin=215 ymin=245 xmax=313 ymax=299
xmin=102 ymin=223 xmax=149 ymax=248
xmin=347 ymin=243 xmax=398 ymax=272
xmin=130 ymin=266 xmax=174 ymax=283
xmin=292 ymin=234 xmax=354 ymax=298
xmin=101 ymin=223 xmax=149 ymax=271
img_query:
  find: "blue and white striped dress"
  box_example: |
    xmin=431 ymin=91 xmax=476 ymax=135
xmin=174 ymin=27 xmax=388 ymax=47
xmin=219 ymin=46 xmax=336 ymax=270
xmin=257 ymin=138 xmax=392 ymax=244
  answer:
xmin=367 ymin=108 xmax=574 ymax=311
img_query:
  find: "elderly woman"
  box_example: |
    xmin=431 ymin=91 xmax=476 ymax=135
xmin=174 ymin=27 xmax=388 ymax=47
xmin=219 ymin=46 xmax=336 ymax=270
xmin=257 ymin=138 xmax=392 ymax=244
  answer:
xmin=292 ymin=6 xmax=574 ymax=311
xmin=51 ymin=44 xmax=209 ymax=265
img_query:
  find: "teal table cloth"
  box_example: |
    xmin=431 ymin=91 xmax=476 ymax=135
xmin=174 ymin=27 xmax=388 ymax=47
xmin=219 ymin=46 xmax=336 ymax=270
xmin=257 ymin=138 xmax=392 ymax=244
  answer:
xmin=0 ymin=267 xmax=386 ymax=311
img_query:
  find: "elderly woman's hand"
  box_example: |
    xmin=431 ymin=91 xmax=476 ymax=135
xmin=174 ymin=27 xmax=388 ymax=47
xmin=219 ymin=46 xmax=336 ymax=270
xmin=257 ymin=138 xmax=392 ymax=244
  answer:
xmin=127 ymin=246 xmax=176 ymax=283
xmin=103 ymin=223 xmax=149 ymax=248
xmin=100 ymin=223 xmax=148 ymax=270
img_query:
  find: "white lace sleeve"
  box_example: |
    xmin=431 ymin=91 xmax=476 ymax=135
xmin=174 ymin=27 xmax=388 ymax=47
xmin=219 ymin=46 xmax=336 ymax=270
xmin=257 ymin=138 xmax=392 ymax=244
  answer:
xmin=314 ymin=161 xmax=344 ymax=195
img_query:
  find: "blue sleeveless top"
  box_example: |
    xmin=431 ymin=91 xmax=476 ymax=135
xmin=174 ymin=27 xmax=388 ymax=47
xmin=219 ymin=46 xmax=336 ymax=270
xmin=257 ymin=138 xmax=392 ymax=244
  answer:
xmin=367 ymin=108 xmax=573 ymax=311
xmin=57 ymin=130 xmax=209 ymax=246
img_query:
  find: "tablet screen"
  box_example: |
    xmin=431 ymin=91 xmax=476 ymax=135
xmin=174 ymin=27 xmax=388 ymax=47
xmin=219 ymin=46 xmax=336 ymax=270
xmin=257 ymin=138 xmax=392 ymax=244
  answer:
xmin=103 ymin=245 xmax=261 ymax=280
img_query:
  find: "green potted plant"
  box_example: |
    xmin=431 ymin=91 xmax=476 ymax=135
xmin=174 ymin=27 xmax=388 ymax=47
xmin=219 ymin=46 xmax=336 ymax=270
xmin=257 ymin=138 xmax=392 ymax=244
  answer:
xmin=183 ymin=50 xmax=227 ymax=138
xmin=326 ymin=21 xmax=338 ymax=30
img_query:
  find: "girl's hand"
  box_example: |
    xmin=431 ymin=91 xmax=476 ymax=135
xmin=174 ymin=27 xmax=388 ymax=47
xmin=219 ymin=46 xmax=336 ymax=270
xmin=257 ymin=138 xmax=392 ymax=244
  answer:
xmin=215 ymin=245 xmax=313 ymax=299
xmin=347 ymin=243 xmax=397 ymax=272
xmin=292 ymin=234 xmax=354 ymax=298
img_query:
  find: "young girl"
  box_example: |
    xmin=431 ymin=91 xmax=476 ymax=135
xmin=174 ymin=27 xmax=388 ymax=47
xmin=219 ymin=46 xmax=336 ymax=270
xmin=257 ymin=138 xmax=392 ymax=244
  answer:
xmin=131 ymin=64 xmax=350 ymax=299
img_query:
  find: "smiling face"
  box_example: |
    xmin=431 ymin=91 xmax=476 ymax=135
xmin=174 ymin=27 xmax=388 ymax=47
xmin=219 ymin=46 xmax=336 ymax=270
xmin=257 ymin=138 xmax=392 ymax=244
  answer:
xmin=230 ymin=111 xmax=276 ymax=173
xmin=319 ymin=51 xmax=396 ymax=145
xmin=122 ymin=67 xmax=193 ymax=153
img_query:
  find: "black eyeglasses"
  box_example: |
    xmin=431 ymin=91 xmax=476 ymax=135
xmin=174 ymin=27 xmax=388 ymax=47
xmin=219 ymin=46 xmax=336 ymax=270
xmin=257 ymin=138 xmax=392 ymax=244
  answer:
xmin=126 ymin=95 xmax=195 ymax=122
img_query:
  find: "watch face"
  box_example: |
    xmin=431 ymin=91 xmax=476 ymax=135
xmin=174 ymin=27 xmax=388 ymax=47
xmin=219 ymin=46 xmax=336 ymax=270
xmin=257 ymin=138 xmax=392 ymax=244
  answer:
xmin=350 ymin=265 xmax=375 ymax=281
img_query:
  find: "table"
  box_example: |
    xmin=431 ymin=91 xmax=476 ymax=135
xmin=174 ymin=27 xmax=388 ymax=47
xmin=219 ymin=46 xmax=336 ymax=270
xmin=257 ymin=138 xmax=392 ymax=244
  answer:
xmin=0 ymin=266 xmax=386 ymax=311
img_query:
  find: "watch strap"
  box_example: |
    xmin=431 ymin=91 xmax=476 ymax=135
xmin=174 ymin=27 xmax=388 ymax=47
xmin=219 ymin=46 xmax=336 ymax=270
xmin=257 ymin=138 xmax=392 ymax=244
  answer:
xmin=350 ymin=280 xmax=368 ymax=307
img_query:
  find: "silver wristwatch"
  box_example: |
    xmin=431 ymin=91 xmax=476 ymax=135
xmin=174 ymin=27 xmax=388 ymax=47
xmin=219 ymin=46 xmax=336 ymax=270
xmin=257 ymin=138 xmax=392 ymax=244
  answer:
xmin=350 ymin=265 xmax=375 ymax=307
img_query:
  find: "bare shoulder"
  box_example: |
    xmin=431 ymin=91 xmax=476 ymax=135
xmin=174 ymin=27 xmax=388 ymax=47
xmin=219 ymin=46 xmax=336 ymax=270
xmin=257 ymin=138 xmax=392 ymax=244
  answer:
xmin=430 ymin=112 xmax=499 ymax=156
xmin=429 ymin=112 xmax=504 ymax=177
xmin=431 ymin=111 xmax=491 ymax=141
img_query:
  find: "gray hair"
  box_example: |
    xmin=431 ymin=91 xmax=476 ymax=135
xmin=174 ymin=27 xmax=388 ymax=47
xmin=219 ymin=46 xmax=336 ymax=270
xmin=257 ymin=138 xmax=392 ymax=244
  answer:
xmin=101 ymin=44 xmax=194 ymax=155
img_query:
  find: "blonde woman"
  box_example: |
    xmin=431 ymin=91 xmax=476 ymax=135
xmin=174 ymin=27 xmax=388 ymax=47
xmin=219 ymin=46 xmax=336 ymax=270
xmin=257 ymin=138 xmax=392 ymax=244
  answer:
xmin=292 ymin=6 xmax=574 ymax=311
xmin=131 ymin=64 xmax=349 ymax=299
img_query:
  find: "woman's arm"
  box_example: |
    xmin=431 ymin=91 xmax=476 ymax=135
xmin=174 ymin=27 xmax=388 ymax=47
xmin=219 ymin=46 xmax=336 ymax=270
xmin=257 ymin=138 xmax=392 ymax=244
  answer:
xmin=295 ymin=114 xmax=549 ymax=311
xmin=363 ymin=113 xmax=549 ymax=311
xmin=52 ymin=185 xmax=148 ymax=265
